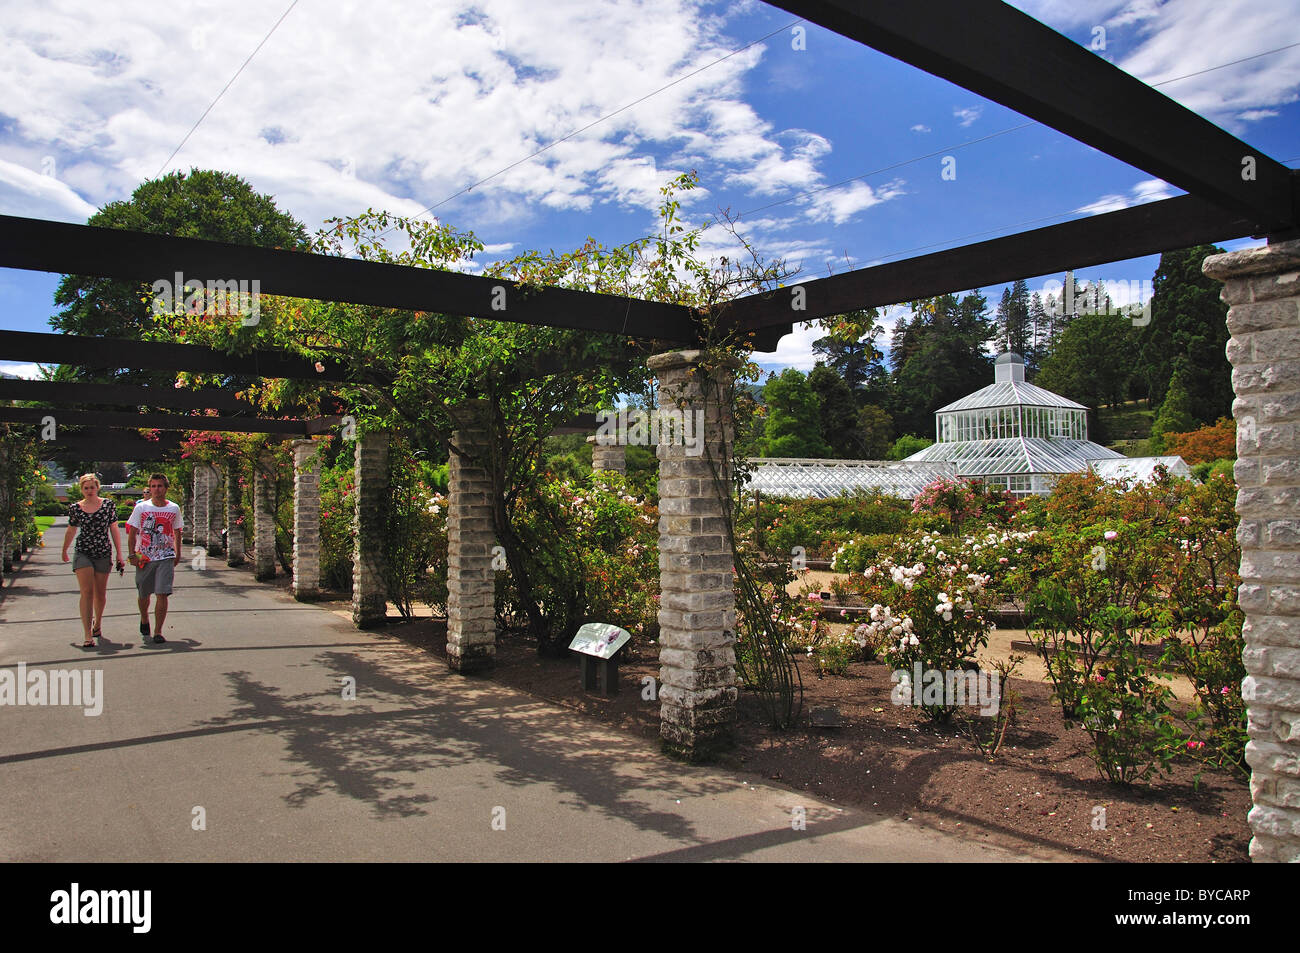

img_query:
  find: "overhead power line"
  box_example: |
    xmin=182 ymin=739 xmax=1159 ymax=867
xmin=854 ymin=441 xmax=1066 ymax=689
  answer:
xmin=154 ymin=0 xmax=302 ymax=179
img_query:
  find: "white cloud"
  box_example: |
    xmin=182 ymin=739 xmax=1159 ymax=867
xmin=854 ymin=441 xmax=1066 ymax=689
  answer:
xmin=754 ymin=320 xmax=822 ymax=373
xmin=0 ymin=156 xmax=98 ymax=221
xmin=1110 ymin=4 xmax=1300 ymax=132
xmin=0 ymin=0 xmax=836 ymax=233
xmin=0 ymin=362 xmax=46 ymax=379
xmin=1012 ymin=0 xmax=1134 ymax=29
xmin=804 ymin=178 xmax=905 ymax=226
xmin=953 ymin=106 xmax=982 ymax=127
xmin=1104 ymin=0 xmax=1162 ymax=29
xmin=1010 ymin=2 xmax=1300 ymax=134
xmin=1237 ymin=109 xmax=1280 ymax=122
xmin=910 ymin=124 xmax=931 ymax=133
xmin=1074 ymin=177 xmax=1174 ymax=215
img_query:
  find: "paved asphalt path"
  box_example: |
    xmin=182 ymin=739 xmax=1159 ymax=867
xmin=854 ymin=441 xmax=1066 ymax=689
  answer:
xmin=0 ymin=520 xmax=1051 ymax=862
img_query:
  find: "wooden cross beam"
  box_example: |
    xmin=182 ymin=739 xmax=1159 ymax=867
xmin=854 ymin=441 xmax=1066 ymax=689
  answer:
xmin=0 ymin=406 xmax=341 ymax=436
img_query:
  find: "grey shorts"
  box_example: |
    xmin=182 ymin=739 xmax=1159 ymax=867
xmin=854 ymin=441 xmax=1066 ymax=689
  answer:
xmin=72 ymin=553 xmax=111 ymax=574
xmin=135 ymin=558 xmax=175 ymax=596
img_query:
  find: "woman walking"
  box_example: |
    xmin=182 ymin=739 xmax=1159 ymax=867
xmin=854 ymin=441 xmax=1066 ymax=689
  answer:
xmin=60 ymin=474 xmax=125 ymax=648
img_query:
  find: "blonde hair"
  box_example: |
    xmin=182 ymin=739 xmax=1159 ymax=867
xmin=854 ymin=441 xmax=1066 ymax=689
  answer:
xmin=78 ymin=473 xmax=101 ymax=491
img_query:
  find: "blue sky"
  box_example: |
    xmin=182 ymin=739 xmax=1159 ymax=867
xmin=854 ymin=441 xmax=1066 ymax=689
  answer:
xmin=2 ymin=0 xmax=1298 ymax=380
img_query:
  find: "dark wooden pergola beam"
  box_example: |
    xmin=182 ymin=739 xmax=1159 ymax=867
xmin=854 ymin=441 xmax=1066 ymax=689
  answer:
xmin=41 ymin=435 xmax=183 ymax=462
xmin=0 ymin=378 xmax=266 ymax=413
xmin=0 ymin=406 xmax=341 ymax=435
xmin=0 ymin=214 xmax=701 ymax=343
xmin=728 ymin=193 xmax=1257 ymax=328
xmin=770 ymin=0 xmax=1297 ymax=231
xmin=0 ymin=330 xmax=352 ymax=382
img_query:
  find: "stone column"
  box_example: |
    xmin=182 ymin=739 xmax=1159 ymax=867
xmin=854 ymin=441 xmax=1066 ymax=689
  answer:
xmin=253 ymin=451 xmax=277 ymax=581
xmin=191 ymin=467 xmax=210 ymax=557
xmin=205 ymin=463 xmax=225 ymax=555
xmin=0 ymin=462 xmax=10 ymax=574
xmin=589 ymin=435 xmax=627 ymax=474
xmin=649 ymin=350 xmax=738 ymax=761
xmin=592 ymin=434 xmax=626 ymax=473
xmin=1204 ymin=238 xmax=1300 ymax=863
xmin=351 ymin=432 xmax=389 ymax=628
xmin=226 ymin=457 xmax=245 ymax=567
xmin=446 ymin=401 xmax=496 ymax=673
xmin=182 ymin=474 xmax=195 ymax=544
xmin=292 ymin=439 xmax=321 ymax=601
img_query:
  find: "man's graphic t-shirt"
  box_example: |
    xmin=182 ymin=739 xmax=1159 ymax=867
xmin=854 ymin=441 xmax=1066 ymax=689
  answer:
xmin=127 ymin=499 xmax=183 ymax=561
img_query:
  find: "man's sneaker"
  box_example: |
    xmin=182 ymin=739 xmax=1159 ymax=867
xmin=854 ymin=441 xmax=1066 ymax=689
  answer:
xmin=152 ymin=634 xmax=166 ymax=644
xmin=140 ymin=621 xmax=150 ymax=644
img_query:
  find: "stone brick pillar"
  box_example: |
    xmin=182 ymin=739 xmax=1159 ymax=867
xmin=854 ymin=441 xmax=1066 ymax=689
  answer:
xmin=182 ymin=476 xmax=195 ymax=544
xmin=0 ymin=456 xmax=10 ymax=574
xmin=205 ymin=463 xmax=225 ymax=555
xmin=191 ymin=467 xmax=210 ymax=557
xmin=589 ymin=435 xmax=627 ymax=474
xmin=253 ymin=451 xmax=277 ymax=581
xmin=446 ymin=401 xmax=496 ymax=673
xmin=1205 ymin=238 xmax=1300 ymax=863
xmin=225 ymin=457 xmax=245 ymax=567
xmin=292 ymin=439 xmax=321 ymax=601
xmin=351 ymin=433 xmax=389 ymax=628
xmin=649 ymin=350 xmax=738 ymax=761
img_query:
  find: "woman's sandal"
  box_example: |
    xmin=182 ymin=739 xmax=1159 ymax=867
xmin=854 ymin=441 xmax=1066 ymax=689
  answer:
xmin=80 ymin=640 xmax=96 ymax=649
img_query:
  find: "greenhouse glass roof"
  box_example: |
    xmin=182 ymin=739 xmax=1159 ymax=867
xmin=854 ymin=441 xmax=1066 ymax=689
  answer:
xmin=936 ymin=380 xmax=1087 ymax=413
xmin=905 ymin=436 xmax=1123 ymax=476
xmin=901 ymin=353 xmax=1124 ymax=484
xmin=745 ymin=458 xmax=955 ymax=499
xmin=1089 ymin=456 xmax=1194 ymax=482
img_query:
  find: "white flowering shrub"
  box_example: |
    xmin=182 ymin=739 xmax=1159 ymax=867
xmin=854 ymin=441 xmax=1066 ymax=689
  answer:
xmin=840 ymin=532 xmax=999 ymax=721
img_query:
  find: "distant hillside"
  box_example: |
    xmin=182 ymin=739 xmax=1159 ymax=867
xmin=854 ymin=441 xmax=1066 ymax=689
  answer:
xmin=1103 ymin=400 xmax=1156 ymax=456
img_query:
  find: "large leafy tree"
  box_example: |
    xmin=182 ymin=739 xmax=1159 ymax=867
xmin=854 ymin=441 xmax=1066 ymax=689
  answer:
xmin=50 ymin=169 xmax=309 ymax=383
xmin=761 ymin=368 xmax=832 ymax=458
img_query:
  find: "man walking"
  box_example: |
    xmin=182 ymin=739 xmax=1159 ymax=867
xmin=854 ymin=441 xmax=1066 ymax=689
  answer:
xmin=127 ymin=473 xmax=184 ymax=645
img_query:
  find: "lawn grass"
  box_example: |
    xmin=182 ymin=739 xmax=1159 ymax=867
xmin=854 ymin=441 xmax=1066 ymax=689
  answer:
xmin=35 ymin=516 xmax=56 ymax=534
xmin=1101 ymin=399 xmax=1155 ymax=438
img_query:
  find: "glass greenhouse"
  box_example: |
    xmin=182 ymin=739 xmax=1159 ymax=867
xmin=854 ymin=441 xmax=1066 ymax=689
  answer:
xmin=1089 ymin=455 xmax=1194 ymax=482
xmin=745 ymin=458 xmax=955 ymax=499
xmin=903 ymin=352 xmax=1125 ymax=496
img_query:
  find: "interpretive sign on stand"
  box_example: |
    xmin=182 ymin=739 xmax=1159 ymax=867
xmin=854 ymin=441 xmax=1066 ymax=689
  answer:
xmin=569 ymin=622 xmax=631 ymax=696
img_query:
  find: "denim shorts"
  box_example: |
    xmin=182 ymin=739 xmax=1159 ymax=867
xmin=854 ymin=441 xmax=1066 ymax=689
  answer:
xmin=72 ymin=553 xmax=112 ymax=574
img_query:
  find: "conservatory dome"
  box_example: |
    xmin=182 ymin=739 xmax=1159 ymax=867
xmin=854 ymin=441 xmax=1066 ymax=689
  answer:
xmin=903 ymin=352 xmax=1123 ymax=495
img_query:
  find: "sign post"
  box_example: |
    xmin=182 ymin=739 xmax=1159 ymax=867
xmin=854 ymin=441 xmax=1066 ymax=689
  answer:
xmin=569 ymin=622 xmax=631 ymax=696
